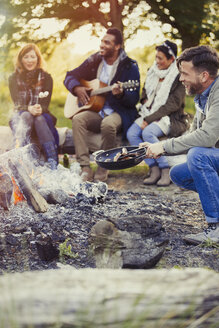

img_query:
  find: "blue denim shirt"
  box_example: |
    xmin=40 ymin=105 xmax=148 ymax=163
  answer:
xmin=194 ymin=76 xmax=218 ymax=113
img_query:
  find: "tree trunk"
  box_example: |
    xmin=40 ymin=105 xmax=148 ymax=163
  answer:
xmin=109 ymin=0 xmax=124 ymax=32
xmin=181 ymin=31 xmax=203 ymax=50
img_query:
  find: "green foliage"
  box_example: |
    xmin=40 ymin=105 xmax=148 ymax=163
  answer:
xmin=199 ymin=239 xmax=219 ymax=249
xmin=185 ymin=96 xmax=196 ymax=115
xmin=50 ymin=97 xmax=71 ymax=129
xmin=128 ymin=45 xmax=155 ymax=87
xmin=0 ymin=0 xmax=218 ymax=52
xmin=145 ymin=0 xmax=218 ymax=49
xmin=59 ymin=238 xmax=79 ymax=263
xmin=106 ymin=164 xmax=150 ymax=176
xmin=0 ymin=81 xmax=13 ymax=126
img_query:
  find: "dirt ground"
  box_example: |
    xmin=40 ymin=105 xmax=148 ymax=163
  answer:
xmin=106 ymin=167 xmax=192 ymax=197
xmin=107 ymin=170 xmax=178 ymax=194
xmin=105 ymin=169 xmax=219 ymax=272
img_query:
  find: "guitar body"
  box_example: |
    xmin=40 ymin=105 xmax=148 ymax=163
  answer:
xmin=64 ymin=79 xmax=107 ymax=119
xmin=64 ymin=78 xmax=139 ymax=119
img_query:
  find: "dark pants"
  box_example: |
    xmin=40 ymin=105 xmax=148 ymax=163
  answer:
xmin=10 ymin=111 xmax=58 ymax=164
xmin=10 ymin=111 xmax=55 ymax=147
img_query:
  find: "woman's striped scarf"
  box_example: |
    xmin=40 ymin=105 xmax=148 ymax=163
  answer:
xmin=16 ymin=68 xmax=45 ymax=107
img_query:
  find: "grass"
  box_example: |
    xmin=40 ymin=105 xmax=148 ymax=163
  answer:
xmin=0 ymin=92 xmax=195 ymax=128
xmin=59 ymin=238 xmax=79 ymax=264
xmin=199 ymin=239 xmax=219 ymax=249
xmin=50 ymin=95 xmax=72 ymax=128
xmin=90 ymin=162 xmax=148 ymax=175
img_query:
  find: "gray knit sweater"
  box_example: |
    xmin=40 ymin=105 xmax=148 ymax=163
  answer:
xmin=164 ymin=76 xmax=219 ymax=153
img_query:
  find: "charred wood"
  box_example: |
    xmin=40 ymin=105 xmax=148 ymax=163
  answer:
xmin=8 ymin=159 xmax=48 ymax=213
xmin=0 ymin=172 xmax=13 ymax=210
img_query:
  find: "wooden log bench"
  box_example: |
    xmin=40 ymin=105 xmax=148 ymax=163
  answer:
xmin=0 ymin=125 xmax=187 ymax=166
xmin=0 ymin=267 xmax=218 ymax=327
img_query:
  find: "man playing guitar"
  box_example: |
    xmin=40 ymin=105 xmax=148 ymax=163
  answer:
xmin=64 ymin=27 xmax=140 ymax=182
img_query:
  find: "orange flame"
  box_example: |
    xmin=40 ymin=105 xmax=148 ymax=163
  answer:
xmin=11 ymin=176 xmax=25 ymax=204
xmin=0 ymin=171 xmax=24 ymax=205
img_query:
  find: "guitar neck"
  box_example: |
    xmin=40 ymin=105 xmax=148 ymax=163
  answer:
xmin=88 ymin=80 xmax=138 ymax=97
xmin=91 ymin=85 xmax=113 ymax=97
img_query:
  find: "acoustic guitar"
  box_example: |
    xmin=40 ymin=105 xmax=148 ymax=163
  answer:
xmin=64 ymin=78 xmax=139 ymax=119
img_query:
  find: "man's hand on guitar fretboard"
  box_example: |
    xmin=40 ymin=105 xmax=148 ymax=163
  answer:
xmin=74 ymin=85 xmax=92 ymax=106
xmin=112 ymin=81 xmax=124 ymax=96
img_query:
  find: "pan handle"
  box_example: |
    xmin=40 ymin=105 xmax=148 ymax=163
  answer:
xmin=138 ymin=146 xmax=147 ymax=155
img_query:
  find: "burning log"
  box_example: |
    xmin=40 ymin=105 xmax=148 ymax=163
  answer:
xmin=0 ymin=144 xmax=48 ymax=212
xmin=0 ymin=172 xmax=13 ymax=210
xmin=8 ymin=159 xmax=48 ymax=213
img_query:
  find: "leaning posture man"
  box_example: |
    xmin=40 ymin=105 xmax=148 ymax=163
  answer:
xmin=141 ymin=45 xmax=219 ymax=244
xmin=64 ymin=28 xmax=140 ymax=182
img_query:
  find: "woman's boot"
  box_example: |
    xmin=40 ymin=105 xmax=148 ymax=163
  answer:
xmin=157 ymin=168 xmax=171 ymax=186
xmin=143 ymin=165 xmax=161 ymax=185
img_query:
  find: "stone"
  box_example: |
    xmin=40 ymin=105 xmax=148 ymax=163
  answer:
xmin=109 ymin=215 xmax=164 ymax=238
xmin=89 ymin=218 xmax=167 ymax=269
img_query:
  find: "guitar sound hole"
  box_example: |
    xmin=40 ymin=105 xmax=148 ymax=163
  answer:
xmin=77 ymin=100 xmax=83 ymax=108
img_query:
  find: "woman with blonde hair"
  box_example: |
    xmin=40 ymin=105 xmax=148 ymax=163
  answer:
xmin=8 ymin=43 xmax=59 ymax=169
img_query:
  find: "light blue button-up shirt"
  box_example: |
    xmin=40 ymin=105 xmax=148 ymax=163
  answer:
xmin=99 ymin=60 xmax=114 ymax=118
xmin=194 ymin=76 xmax=218 ymax=113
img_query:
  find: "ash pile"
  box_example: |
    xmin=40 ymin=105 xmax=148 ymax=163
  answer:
xmin=0 ymin=190 xmax=171 ymax=273
xmin=0 ymin=144 xmax=171 ymax=273
xmin=1 ymin=144 xmax=216 ymax=274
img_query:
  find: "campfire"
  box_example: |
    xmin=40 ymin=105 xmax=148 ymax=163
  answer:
xmin=0 ymin=144 xmax=46 ymax=212
xmin=0 ymin=144 xmax=108 ymax=212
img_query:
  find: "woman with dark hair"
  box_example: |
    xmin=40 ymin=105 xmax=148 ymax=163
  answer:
xmin=127 ymin=40 xmax=188 ymax=186
xmin=8 ymin=43 xmax=59 ymax=170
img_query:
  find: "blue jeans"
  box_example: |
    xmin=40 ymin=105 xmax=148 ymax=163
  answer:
xmin=127 ymin=122 xmax=169 ymax=169
xmin=170 ymin=147 xmax=219 ymax=223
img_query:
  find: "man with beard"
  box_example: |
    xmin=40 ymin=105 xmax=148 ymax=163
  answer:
xmin=141 ymin=45 xmax=219 ymax=245
xmin=64 ymin=28 xmax=140 ymax=182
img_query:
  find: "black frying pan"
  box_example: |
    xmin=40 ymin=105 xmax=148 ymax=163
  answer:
xmin=94 ymin=146 xmax=147 ymax=170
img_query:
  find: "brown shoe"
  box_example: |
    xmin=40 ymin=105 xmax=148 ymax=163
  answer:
xmin=143 ymin=165 xmax=161 ymax=185
xmin=94 ymin=166 xmax=109 ymax=182
xmin=81 ymin=166 xmax=94 ymax=182
xmin=157 ymin=168 xmax=171 ymax=187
